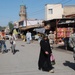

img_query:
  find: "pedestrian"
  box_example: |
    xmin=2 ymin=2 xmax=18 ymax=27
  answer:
xmin=2 ymin=37 xmax=7 ymax=53
xmin=0 ymin=35 xmax=2 ymax=52
xmin=0 ymin=34 xmax=7 ymax=53
xmin=38 ymin=35 xmax=54 ymax=73
xmin=48 ymin=31 xmax=55 ymax=49
xmin=0 ymin=30 xmax=7 ymax=53
xmin=13 ymin=29 xmax=18 ymax=40
xmin=69 ymin=28 xmax=75 ymax=62
xmin=9 ymin=32 xmax=16 ymax=54
xmin=26 ymin=31 xmax=32 ymax=44
xmin=63 ymin=36 xmax=69 ymax=50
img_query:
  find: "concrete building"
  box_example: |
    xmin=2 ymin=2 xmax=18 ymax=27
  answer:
xmin=45 ymin=4 xmax=75 ymax=20
xmin=14 ymin=21 xmax=19 ymax=29
xmin=45 ymin=4 xmax=63 ymax=20
xmin=18 ymin=5 xmax=43 ymax=31
xmin=63 ymin=5 xmax=75 ymax=18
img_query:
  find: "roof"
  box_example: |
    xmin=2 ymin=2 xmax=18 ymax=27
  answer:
xmin=45 ymin=18 xmax=75 ymax=24
xmin=19 ymin=24 xmax=41 ymax=30
xmin=44 ymin=18 xmax=75 ymax=30
xmin=19 ymin=20 xmax=42 ymax=27
xmin=64 ymin=5 xmax=75 ymax=7
xmin=65 ymin=14 xmax=75 ymax=18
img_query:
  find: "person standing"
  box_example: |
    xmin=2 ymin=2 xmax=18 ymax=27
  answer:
xmin=26 ymin=31 xmax=32 ymax=44
xmin=13 ymin=29 xmax=18 ymax=40
xmin=38 ymin=35 xmax=54 ymax=73
xmin=2 ymin=37 xmax=7 ymax=53
xmin=48 ymin=31 xmax=55 ymax=49
xmin=9 ymin=32 xmax=16 ymax=54
xmin=0 ymin=30 xmax=7 ymax=53
xmin=69 ymin=28 xmax=75 ymax=62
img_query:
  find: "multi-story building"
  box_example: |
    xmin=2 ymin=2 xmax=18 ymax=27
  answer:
xmin=18 ymin=5 xmax=43 ymax=31
xmin=45 ymin=4 xmax=75 ymax=44
xmin=45 ymin=4 xmax=75 ymax=20
xmin=45 ymin=4 xmax=63 ymax=20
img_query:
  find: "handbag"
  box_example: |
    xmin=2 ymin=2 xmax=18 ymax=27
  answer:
xmin=50 ymin=54 xmax=55 ymax=65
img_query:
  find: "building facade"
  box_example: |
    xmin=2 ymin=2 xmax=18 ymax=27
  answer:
xmin=63 ymin=5 xmax=75 ymax=18
xmin=45 ymin=4 xmax=63 ymax=20
xmin=18 ymin=5 xmax=43 ymax=30
xmin=45 ymin=4 xmax=75 ymax=20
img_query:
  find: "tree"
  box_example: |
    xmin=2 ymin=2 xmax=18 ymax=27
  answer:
xmin=0 ymin=26 xmax=6 ymax=31
xmin=0 ymin=26 xmax=2 ymax=31
xmin=8 ymin=21 xmax=14 ymax=32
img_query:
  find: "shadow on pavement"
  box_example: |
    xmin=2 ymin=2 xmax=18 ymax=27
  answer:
xmin=57 ymin=45 xmax=73 ymax=51
xmin=0 ymin=49 xmax=10 ymax=54
xmin=57 ymin=45 xmax=65 ymax=50
xmin=14 ymin=49 xmax=19 ymax=54
xmin=63 ymin=61 xmax=75 ymax=70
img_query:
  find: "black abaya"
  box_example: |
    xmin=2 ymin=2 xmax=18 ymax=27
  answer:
xmin=38 ymin=39 xmax=53 ymax=71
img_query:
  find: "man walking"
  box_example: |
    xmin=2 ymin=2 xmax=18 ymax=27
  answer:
xmin=26 ymin=31 xmax=32 ymax=44
xmin=69 ymin=28 xmax=75 ymax=62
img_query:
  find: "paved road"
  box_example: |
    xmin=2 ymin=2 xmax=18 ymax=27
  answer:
xmin=0 ymin=40 xmax=75 ymax=75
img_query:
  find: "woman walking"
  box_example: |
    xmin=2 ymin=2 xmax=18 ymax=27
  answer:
xmin=38 ymin=35 xmax=54 ymax=73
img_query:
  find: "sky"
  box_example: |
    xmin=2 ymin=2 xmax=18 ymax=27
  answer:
xmin=0 ymin=0 xmax=75 ymax=26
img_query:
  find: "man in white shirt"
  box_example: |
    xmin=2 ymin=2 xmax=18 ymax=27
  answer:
xmin=26 ymin=31 xmax=32 ymax=44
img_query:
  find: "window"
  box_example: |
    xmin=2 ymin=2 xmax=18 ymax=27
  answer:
xmin=48 ymin=9 xmax=53 ymax=14
xmin=19 ymin=21 xmax=23 ymax=26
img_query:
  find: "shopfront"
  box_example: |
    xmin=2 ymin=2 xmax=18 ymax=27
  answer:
xmin=44 ymin=18 xmax=75 ymax=50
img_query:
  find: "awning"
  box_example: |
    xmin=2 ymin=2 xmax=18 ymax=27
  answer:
xmin=19 ymin=24 xmax=41 ymax=30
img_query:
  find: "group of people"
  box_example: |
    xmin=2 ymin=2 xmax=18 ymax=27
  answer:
xmin=0 ymin=25 xmax=75 ymax=73
xmin=0 ymin=30 xmax=7 ymax=53
xmin=38 ymin=28 xmax=75 ymax=73
xmin=0 ymin=30 xmax=16 ymax=54
xmin=33 ymin=24 xmax=55 ymax=73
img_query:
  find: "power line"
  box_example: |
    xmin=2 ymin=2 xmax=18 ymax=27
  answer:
xmin=28 ymin=0 xmax=65 ymax=15
xmin=8 ymin=0 xmax=74 ymax=22
xmin=28 ymin=8 xmax=44 ymax=16
xmin=56 ymin=0 xmax=66 ymax=4
xmin=30 ymin=0 xmax=66 ymax=12
xmin=28 ymin=0 xmax=72 ymax=17
xmin=62 ymin=0 xmax=73 ymax=5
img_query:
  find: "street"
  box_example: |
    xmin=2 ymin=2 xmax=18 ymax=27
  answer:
xmin=0 ymin=40 xmax=75 ymax=75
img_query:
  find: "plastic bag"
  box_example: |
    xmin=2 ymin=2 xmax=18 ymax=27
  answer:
xmin=50 ymin=54 xmax=55 ymax=65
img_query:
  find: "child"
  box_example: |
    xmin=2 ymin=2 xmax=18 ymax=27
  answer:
xmin=9 ymin=33 xmax=16 ymax=54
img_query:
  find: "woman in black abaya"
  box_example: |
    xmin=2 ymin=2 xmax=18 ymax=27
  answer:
xmin=38 ymin=35 xmax=54 ymax=72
